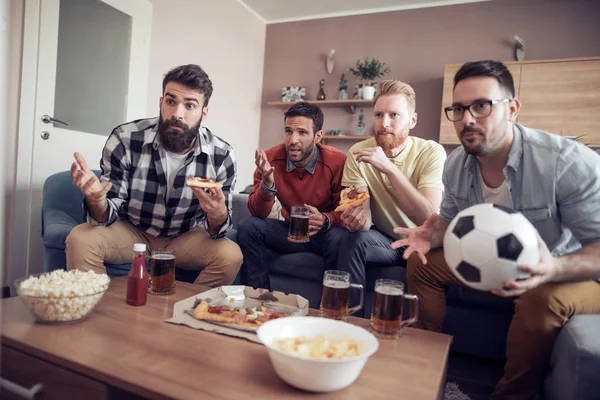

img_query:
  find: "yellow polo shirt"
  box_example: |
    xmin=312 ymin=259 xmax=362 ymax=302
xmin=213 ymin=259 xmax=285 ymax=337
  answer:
xmin=341 ymin=136 xmax=446 ymax=237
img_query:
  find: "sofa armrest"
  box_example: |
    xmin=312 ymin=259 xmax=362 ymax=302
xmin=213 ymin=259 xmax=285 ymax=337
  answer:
xmin=542 ymin=314 xmax=600 ymax=400
xmin=41 ymin=209 xmax=80 ymax=250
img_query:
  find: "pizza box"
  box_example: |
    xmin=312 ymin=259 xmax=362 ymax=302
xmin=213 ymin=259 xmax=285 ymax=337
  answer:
xmin=166 ymin=285 xmax=309 ymax=343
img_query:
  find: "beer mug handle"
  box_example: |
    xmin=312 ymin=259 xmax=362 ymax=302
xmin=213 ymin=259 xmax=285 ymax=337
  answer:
xmin=400 ymin=294 xmax=419 ymax=328
xmin=347 ymin=283 xmax=364 ymax=316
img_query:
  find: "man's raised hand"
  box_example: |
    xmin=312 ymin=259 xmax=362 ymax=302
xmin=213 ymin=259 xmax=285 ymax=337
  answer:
xmin=255 ymin=149 xmax=275 ymax=188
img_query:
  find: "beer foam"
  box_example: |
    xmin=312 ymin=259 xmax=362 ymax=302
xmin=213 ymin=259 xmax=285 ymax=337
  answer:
xmin=375 ymin=286 xmax=403 ymax=296
xmin=152 ymin=254 xmax=175 ymax=260
xmin=324 ymin=280 xmax=350 ymax=289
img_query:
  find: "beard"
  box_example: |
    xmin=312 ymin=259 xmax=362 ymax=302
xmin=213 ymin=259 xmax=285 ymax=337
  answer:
xmin=285 ymin=139 xmax=316 ymax=165
xmin=158 ymin=115 xmax=202 ymax=153
xmin=374 ymin=128 xmax=406 ymax=153
xmin=460 ymin=125 xmax=488 ymax=156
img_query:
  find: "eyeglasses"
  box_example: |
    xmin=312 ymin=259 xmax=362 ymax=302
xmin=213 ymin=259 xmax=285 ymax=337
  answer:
xmin=444 ymin=98 xmax=511 ymax=122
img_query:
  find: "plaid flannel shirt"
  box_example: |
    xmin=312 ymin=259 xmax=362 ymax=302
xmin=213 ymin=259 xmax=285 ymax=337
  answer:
xmin=84 ymin=117 xmax=237 ymax=239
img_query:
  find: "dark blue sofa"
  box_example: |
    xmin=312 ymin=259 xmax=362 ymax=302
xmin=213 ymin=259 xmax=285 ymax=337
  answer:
xmin=41 ymin=171 xmax=600 ymax=400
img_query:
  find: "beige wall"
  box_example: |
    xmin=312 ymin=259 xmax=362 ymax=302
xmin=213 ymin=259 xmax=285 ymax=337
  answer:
xmin=3 ymin=0 xmax=24 ymax=287
xmin=259 ymin=0 xmax=600 ymax=154
xmin=147 ymin=0 xmax=266 ymax=191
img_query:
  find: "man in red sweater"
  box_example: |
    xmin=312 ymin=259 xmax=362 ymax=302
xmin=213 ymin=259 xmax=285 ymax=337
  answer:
xmin=237 ymin=102 xmax=347 ymax=289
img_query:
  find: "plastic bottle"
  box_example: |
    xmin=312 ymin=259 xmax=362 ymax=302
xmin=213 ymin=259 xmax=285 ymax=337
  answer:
xmin=126 ymin=243 xmax=148 ymax=306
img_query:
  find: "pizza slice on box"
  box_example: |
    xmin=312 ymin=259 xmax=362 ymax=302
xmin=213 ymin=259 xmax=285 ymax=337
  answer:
xmin=334 ymin=186 xmax=370 ymax=212
xmin=192 ymin=300 xmax=287 ymax=328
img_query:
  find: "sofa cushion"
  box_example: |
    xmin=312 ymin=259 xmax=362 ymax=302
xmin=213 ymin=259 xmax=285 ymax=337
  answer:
xmin=270 ymin=273 xmax=323 ymax=308
xmin=268 ymin=251 xmax=325 ymax=282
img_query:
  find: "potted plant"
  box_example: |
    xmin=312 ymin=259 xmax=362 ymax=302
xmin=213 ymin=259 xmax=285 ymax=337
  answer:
xmin=349 ymin=57 xmax=391 ymax=100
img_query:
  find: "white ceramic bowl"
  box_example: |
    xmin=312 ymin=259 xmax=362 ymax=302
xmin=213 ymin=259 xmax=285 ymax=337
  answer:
xmin=256 ymin=316 xmax=379 ymax=392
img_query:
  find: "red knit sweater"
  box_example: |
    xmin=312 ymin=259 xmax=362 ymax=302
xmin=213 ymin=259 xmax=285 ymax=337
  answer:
xmin=247 ymin=143 xmax=346 ymax=226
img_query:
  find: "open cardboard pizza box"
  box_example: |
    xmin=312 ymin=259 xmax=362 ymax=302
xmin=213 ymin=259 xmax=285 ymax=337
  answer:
xmin=166 ymin=285 xmax=309 ymax=343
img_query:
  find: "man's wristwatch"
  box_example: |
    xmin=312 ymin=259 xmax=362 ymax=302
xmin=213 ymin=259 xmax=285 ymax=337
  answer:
xmin=321 ymin=213 xmax=330 ymax=231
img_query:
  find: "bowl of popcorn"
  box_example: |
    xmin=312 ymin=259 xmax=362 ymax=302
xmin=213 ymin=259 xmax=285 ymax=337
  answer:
xmin=15 ymin=270 xmax=110 ymax=324
xmin=256 ymin=316 xmax=379 ymax=392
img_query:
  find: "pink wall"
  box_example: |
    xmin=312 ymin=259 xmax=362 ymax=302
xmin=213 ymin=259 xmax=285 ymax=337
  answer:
xmin=259 ymin=0 xmax=600 ymax=153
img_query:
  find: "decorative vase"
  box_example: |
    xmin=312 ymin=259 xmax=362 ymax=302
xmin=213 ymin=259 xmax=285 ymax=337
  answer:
xmin=338 ymin=90 xmax=348 ymax=100
xmin=362 ymin=85 xmax=375 ymax=100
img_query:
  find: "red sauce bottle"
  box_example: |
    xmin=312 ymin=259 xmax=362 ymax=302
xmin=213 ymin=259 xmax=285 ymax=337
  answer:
xmin=126 ymin=243 xmax=148 ymax=306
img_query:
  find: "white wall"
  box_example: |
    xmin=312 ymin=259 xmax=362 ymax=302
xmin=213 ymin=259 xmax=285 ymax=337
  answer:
xmin=1 ymin=0 xmax=8 ymax=288
xmin=147 ymin=0 xmax=266 ymax=192
xmin=2 ymin=0 xmax=24 ymax=287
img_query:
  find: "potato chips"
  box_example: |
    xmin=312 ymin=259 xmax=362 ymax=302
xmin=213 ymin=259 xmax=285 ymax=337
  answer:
xmin=273 ymin=335 xmax=364 ymax=359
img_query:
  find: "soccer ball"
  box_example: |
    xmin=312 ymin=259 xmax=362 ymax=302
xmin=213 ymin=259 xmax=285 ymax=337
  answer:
xmin=443 ymin=203 xmax=540 ymax=291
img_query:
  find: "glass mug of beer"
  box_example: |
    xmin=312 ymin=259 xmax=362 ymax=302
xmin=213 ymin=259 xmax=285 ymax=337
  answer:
xmin=370 ymin=279 xmax=419 ymax=339
xmin=319 ymin=270 xmax=364 ymax=321
xmin=148 ymin=249 xmax=176 ymax=295
xmin=288 ymin=205 xmax=310 ymax=243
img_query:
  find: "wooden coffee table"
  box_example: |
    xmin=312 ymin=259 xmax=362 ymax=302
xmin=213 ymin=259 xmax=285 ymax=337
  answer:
xmin=1 ymin=278 xmax=451 ymax=399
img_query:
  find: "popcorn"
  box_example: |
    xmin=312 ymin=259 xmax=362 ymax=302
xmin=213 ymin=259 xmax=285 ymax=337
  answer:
xmin=18 ymin=270 xmax=110 ymax=322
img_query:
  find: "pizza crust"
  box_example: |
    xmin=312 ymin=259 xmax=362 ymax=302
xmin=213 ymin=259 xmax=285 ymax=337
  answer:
xmin=335 ymin=186 xmax=370 ymax=212
xmin=186 ymin=177 xmax=223 ymax=189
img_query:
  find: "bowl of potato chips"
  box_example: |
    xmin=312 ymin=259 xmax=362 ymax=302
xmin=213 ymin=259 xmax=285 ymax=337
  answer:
xmin=256 ymin=316 xmax=379 ymax=392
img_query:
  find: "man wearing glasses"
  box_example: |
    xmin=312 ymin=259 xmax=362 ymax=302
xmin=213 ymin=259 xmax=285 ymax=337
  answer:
xmin=392 ymin=60 xmax=600 ymax=398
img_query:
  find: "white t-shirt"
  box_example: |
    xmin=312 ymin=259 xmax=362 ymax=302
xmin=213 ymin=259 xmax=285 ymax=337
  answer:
xmin=479 ymin=171 xmax=513 ymax=209
xmin=165 ymin=150 xmax=191 ymax=198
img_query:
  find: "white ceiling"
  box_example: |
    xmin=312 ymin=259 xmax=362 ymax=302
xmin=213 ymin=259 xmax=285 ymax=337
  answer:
xmin=237 ymin=0 xmax=492 ymax=24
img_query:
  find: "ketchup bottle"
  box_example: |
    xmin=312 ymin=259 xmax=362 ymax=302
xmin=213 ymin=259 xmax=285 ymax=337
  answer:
xmin=126 ymin=243 xmax=148 ymax=306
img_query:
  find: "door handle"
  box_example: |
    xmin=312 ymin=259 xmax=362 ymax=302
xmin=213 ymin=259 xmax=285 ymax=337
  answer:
xmin=41 ymin=114 xmax=68 ymax=126
xmin=0 ymin=377 xmax=43 ymax=399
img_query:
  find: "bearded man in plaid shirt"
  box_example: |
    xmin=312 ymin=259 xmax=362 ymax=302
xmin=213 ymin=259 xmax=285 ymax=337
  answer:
xmin=66 ymin=64 xmax=242 ymax=287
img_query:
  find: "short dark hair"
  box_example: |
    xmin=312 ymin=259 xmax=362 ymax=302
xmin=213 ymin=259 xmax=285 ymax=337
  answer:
xmin=453 ymin=60 xmax=515 ymax=98
xmin=162 ymin=64 xmax=213 ymax=107
xmin=283 ymin=102 xmax=324 ymax=134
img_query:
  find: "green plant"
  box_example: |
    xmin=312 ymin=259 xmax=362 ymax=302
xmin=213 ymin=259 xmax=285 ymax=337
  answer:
xmin=349 ymin=57 xmax=391 ymax=86
xmin=339 ymin=73 xmax=347 ymax=91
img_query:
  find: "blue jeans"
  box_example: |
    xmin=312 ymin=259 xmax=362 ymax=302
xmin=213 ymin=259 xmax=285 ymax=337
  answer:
xmin=337 ymin=227 xmax=406 ymax=313
xmin=237 ymin=217 xmax=348 ymax=289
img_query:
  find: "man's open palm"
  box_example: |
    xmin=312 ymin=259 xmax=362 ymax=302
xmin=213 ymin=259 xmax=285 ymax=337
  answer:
xmin=70 ymin=152 xmax=111 ymax=204
xmin=255 ymin=149 xmax=275 ymax=187
xmin=391 ymin=214 xmax=438 ymax=264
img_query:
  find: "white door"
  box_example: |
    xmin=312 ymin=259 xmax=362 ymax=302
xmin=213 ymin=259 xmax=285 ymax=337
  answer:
xmin=14 ymin=0 xmax=152 ymax=281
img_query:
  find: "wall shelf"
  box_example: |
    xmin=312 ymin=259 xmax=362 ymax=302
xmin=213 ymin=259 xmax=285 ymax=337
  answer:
xmin=321 ymin=135 xmax=366 ymax=140
xmin=267 ymin=99 xmax=372 ymax=114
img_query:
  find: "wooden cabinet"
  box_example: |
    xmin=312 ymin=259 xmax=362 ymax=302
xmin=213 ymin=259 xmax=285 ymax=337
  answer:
xmin=267 ymin=99 xmax=372 ymax=140
xmin=438 ymin=57 xmax=600 ymax=146
xmin=1 ymin=345 xmax=108 ymax=399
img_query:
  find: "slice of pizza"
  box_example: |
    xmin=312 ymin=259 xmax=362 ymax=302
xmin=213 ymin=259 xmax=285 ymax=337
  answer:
xmin=334 ymin=186 xmax=370 ymax=212
xmin=193 ymin=300 xmax=257 ymax=328
xmin=186 ymin=177 xmax=223 ymax=189
xmin=192 ymin=300 xmax=287 ymax=328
